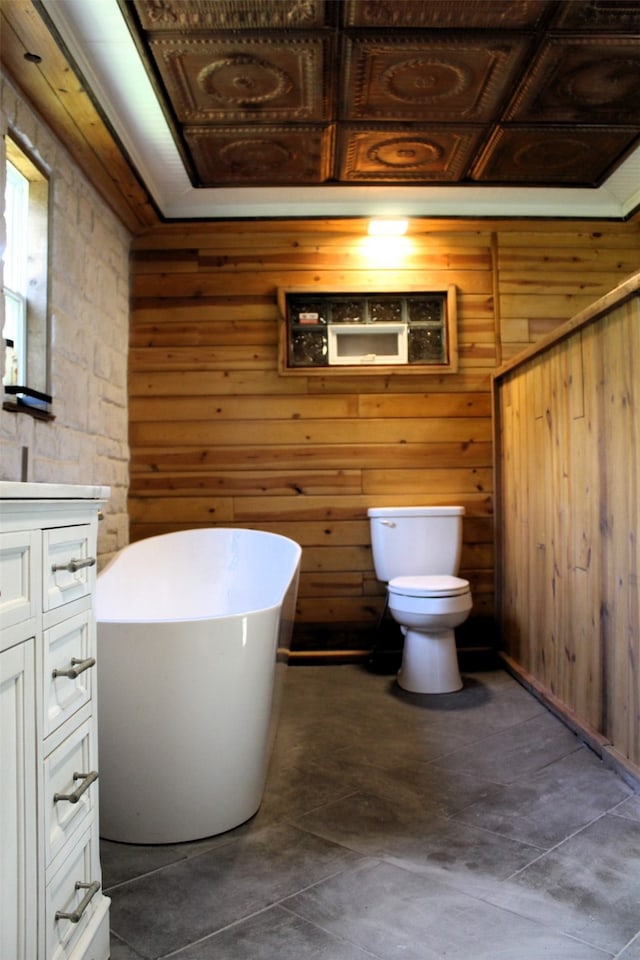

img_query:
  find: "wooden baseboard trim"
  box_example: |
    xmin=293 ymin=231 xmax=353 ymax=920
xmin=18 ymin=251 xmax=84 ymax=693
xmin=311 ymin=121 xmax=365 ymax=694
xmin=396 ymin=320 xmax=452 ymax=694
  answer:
xmin=288 ymin=645 xmax=500 ymax=668
xmin=288 ymin=649 xmax=368 ymax=664
xmin=500 ymin=652 xmax=640 ymax=793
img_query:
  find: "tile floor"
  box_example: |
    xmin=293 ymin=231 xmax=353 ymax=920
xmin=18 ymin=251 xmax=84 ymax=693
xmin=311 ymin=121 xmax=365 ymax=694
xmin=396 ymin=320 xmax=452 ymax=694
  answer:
xmin=102 ymin=664 xmax=640 ymax=959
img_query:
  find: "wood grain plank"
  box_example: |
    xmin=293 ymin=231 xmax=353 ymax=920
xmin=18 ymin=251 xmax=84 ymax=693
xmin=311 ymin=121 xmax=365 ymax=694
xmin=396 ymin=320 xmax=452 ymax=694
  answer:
xmin=129 ymin=417 xmax=493 ymax=448
xmin=129 ymin=394 xmax=358 ymax=422
xmin=358 ymin=393 xmax=492 ymax=418
xmin=362 ymin=467 xmax=492 ymax=495
xmin=129 ymin=442 xmax=495 ymax=471
xmin=494 ymin=284 xmax=640 ymax=774
xmin=131 ymin=269 xmax=494 ymax=298
xmin=129 ymin=470 xmax=363 ymax=496
xmin=129 ymin=345 xmax=278 ymax=370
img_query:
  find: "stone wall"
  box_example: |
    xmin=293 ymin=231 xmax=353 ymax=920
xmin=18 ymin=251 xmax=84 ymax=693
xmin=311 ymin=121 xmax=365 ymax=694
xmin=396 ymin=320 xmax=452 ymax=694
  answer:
xmin=0 ymin=73 xmax=130 ymax=562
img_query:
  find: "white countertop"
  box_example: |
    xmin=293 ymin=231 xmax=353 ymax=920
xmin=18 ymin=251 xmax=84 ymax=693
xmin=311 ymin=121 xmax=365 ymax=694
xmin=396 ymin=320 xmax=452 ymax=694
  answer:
xmin=0 ymin=481 xmax=110 ymax=500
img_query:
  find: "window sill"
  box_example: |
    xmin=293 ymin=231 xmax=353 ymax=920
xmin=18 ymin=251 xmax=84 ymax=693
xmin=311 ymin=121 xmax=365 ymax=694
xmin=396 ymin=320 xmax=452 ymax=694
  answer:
xmin=3 ymin=387 xmax=55 ymax=421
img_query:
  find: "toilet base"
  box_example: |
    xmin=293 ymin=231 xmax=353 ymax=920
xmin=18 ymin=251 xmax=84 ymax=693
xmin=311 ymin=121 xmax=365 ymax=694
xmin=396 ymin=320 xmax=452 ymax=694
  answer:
xmin=397 ymin=627 xmax=462 ymax=694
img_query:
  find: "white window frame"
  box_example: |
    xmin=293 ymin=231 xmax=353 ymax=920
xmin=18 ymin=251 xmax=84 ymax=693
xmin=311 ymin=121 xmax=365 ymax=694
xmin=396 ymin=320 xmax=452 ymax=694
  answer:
xmin=327 ymin=323 xmax=408 ymax=365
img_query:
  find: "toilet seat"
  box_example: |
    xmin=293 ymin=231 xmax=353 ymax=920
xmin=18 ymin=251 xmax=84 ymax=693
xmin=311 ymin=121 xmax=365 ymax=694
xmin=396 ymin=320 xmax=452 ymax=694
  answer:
xmin=388 ymin=575 xmax=470 ymax=598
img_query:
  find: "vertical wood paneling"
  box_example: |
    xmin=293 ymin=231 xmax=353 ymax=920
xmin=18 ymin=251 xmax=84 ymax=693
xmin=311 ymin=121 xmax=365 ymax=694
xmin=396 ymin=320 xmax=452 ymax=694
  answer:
xmin=495 ymin=282 xmax=640 ymax=778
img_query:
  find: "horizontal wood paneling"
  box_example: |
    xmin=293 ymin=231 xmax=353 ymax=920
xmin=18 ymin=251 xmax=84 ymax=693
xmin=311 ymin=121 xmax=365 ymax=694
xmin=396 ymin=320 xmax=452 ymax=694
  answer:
xmin=129 ymin=217 xmax=639 ymax=654
xmin=496 ymin=225 xmax=639 ymax=358
xmin=129 ymin=418 xmax=493 ymax=447
xmin=494 ymin=278 xmax=640 ymax=778
xmin=129 ymin=442 xmax=494 ymax=471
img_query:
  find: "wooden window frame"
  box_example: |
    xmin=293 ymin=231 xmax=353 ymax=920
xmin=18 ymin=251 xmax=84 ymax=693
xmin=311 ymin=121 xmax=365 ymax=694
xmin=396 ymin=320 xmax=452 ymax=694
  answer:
xmin=3 ymin=134 xmax=53 ymax=419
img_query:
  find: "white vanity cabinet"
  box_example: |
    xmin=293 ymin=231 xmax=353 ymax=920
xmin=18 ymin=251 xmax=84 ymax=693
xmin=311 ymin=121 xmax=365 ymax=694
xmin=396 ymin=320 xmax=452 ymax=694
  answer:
xmin=0 ymin=483 xmax=111 ymax=960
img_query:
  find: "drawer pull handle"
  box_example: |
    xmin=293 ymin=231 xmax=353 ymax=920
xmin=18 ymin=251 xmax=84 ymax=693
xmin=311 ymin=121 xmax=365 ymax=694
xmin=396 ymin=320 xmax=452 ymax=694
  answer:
xmin=52 ymin=556 xmax=97 ymax=573
xmin=52 ymin=657 xmax=96 ymax=680
xmin=54 ymin=770 xmax=98 ymax=804
xmin=55 ymin=880 xmax=100 ymax=924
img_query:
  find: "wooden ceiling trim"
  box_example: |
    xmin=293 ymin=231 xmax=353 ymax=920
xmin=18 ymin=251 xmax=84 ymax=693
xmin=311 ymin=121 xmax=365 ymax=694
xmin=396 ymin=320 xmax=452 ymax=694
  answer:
xmin=1 ymin=1 xmax=158 ymax=233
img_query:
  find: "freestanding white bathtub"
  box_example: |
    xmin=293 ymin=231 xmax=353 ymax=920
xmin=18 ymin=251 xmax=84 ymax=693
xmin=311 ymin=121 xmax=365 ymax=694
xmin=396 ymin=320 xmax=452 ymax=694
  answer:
xmin=95 ymin=527 xmax=301 ymax=844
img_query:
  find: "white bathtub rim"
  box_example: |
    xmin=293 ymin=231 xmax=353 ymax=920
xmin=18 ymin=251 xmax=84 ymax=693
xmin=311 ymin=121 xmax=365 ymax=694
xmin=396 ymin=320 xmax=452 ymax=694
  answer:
xmin=99 ymin=526 xmax=301 ymax=560
xmin=96 ymin=526 xmax=301 ymax=624
xmin=97 ymin=600 xmax=284 ymax=626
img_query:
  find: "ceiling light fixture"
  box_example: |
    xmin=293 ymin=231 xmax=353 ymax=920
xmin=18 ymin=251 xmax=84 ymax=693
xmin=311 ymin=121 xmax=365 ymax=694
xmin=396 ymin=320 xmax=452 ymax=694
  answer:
xmin=367 ymin=219 xmax=409 ymax=237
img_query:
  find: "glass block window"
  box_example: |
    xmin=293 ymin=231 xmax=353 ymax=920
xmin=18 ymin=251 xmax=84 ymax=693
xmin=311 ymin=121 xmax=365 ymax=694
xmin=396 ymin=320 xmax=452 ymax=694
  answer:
xmin=278 ymin=288 xmax=457 ymax=375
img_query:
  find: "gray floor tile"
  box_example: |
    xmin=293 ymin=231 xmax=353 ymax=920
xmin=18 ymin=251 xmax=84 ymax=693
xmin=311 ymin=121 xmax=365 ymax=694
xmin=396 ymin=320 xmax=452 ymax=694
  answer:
xmin=451 ymin=746 xmax=634 ymax=848
xmin=387 ymin=672 xmax=550 ymax=738
xmin=613 ymin=795 xmax=640 ymax=824
xmin=429 ymin=709 xmax=582 ymax=785
xmin=101 ymin=664 xmax=639 ymax=960
xmin=101 ymin=833 xmax=237 ymax=890
xmin=101 ymin=840 xmax=189 ymax=891
xmin=294 ymin=786 xmax=543 ymax=884
xmin=172 ymin=905 xmax=380 ymax=959
xmin=108 ymin=822 xmax=363 ymax=958
xmin=507 ymin=813 xmax=640 ymax=953
xmin=270 ymin=724 xmax=505 ymax=820
xmin=258 ymin=751 xmax=358 ymax=824
xmin=617 ymin=934 xmax=640 ymax=958
xmin=107 ymin=932 xmax=146 ymax=960
xmin=333 ymin=752 xmax=505 ymax=817
xmin=335 ymin=726 xmax=474 ymax=766
xmin=284 ymin=858 xmax=611 ymax=960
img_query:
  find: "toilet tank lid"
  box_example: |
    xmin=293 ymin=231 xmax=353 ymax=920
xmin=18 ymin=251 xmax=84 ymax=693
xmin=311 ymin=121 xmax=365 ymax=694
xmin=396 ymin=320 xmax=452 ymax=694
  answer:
xmin=367 ymin=506 xmax=464 ymax=518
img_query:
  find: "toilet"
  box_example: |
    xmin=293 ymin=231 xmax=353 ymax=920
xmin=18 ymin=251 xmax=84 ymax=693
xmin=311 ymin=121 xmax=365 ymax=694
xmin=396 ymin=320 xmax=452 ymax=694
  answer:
xmin=368 ymin=506 xmax=472 ymax=694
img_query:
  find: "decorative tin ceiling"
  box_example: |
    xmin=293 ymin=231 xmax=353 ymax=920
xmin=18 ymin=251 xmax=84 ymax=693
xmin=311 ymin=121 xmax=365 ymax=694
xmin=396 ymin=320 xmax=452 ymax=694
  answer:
xmin=122 ymin=0 xmax=640 ymax=190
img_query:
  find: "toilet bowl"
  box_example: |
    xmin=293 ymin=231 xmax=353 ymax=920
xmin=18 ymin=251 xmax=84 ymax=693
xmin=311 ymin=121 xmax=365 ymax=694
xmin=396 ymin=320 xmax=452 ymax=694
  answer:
xmin=387 ymin=575 xmax=472 ymax=693
xmin=368 ymin=506 xmax=473 ymax=695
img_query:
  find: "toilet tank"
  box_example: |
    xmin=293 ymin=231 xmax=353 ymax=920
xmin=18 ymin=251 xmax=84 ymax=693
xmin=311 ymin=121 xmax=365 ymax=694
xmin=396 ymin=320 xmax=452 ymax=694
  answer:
xmin=368 ymin=506 xmax=464 ymax=582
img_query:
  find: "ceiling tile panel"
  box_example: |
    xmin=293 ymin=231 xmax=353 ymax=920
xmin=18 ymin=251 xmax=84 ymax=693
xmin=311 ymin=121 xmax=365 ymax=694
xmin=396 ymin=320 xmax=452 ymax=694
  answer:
xmin=338 ymin=125 xmax=485 ymax=181
xmin=184 ymin=124 xmax=333 ymax=184
xmin=343 ymin=36 xmax=529 ymax=122
xmin=344 ymin=0 xmax=552 ymax=29
xmin=472 ymin=125 xmax=640 ymax=185
xmin=507 ymin=38 xmax=640 ymax=124
xmin=134 ymin=0 xmax=329 ymax=31
xmin=552 ymin=0 xmax=640 ymax=31
xmin=148 ymin=35 xmax=331 ymax=123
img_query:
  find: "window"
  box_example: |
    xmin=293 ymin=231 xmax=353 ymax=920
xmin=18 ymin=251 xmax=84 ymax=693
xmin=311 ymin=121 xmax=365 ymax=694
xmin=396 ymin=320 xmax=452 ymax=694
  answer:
xmin=278 ymin=286 xmax=458 ymax=375
xmin=2 ymin=135 xmax=52 ymax=417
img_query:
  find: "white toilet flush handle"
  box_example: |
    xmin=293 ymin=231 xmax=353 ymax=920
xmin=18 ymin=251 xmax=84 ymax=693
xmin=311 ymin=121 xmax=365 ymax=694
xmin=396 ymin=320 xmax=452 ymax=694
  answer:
xmin=380 ymin=520 xmax=396 ymax=527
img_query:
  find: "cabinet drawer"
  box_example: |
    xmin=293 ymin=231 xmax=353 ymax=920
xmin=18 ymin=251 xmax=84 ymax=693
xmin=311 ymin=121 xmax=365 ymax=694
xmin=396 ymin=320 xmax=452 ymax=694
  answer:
xmin=46 ymin=823 xmax=102 ymax=960
xmin=44 ymin=718 xmax=97 ymax=867
xmin=0 ymin=530 xmax=38 ymax=638
xmin=43 ymin=612 xmax=95 ymax=739
xmin=44 ymin=527 xmax=96 ymax=613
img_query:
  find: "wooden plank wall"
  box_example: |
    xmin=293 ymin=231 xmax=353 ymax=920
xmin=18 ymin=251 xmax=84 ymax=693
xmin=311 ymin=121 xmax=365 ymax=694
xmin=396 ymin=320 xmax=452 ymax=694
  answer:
xmin=129 ymin=217 xmax=639 ymax=657
xmin=496 ymin=224 xmax=640 ymax=358
xmin=494 ymin=285 xmax=640 ymax=779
